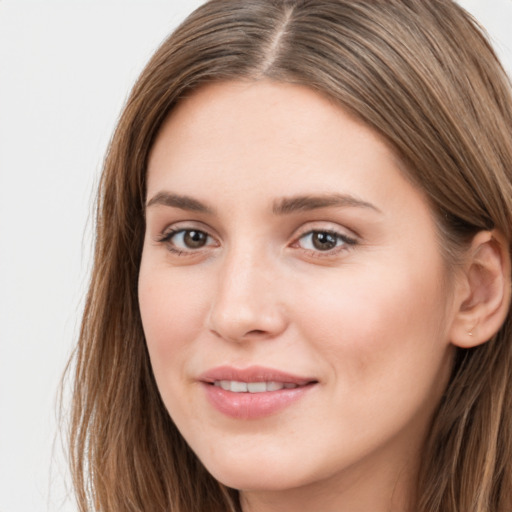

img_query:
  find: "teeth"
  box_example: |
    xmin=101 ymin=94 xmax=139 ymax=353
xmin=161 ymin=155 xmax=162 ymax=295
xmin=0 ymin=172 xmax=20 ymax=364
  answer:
xmin=213 ymin=380 xmax=299 ymax=393
xmin=267 ymin=381 xmax=285 ymax=391
xmin=220 ymin=380 xmax=231 ymax=391
xmin=247 ymin=382 xmax=266 ymax=393
xmin=231 ymin=381 xmax=248 ymax=392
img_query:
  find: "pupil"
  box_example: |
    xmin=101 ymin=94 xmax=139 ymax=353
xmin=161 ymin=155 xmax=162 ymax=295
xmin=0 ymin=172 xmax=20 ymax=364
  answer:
xmin=313 ymin=232 xmax=337 ymax=250
xmin=184 ymin=230 xmax=207 ymax=248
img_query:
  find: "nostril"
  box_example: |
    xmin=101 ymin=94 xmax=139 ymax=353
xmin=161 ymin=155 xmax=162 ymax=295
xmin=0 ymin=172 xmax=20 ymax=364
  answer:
xmin=207 ymin=301 xmax=288 ymax=342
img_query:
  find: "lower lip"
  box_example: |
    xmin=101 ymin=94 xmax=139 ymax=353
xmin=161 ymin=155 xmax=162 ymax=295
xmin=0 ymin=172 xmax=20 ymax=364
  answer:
xmin=202 ymin=383 xmax=315 ymax=420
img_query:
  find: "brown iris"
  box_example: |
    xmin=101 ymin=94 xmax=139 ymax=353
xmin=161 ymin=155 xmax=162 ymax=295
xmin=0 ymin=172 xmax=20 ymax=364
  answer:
xmin=311 ymin=231 xmax=338 ymax=251
xmin=183 ymin=230 xmax=208 ymax=249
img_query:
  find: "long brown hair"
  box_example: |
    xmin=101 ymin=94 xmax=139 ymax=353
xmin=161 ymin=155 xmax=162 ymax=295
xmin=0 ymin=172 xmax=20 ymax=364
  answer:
xmin=68 ymin=1 xmax=512 ymax=510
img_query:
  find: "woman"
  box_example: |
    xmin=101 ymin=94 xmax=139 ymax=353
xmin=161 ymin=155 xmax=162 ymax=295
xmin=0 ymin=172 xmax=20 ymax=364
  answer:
xmin=69 ymin=0 xmax=512 ymax=510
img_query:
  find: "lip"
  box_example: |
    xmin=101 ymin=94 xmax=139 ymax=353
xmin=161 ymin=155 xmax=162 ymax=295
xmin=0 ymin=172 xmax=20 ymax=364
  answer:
xmin=199 ymin=365 xmax=316 ymax=385
xmin=199 ymin=365 xmax=318 ymax=420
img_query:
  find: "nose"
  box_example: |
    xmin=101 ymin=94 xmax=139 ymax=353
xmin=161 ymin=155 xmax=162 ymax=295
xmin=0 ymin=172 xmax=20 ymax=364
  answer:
xmin=207 ymin=247 xmax=288 ymax=343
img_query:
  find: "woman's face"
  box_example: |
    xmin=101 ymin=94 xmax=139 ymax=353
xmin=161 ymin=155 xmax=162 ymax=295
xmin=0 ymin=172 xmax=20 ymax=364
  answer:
xmin=139 ymin=81 xmax=459 ymax=507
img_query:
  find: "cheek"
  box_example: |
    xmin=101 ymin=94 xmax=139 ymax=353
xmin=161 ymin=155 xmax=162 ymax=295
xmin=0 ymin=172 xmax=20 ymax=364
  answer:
xmin=138 ymin=265 xmax=210 ymax=380
xmin=295 ymin=263 xmax=452 ymax=395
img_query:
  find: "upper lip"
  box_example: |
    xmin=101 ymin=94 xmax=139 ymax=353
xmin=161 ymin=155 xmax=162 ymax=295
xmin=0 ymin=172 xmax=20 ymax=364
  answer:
xmin=199 ymin=365 xmax=317 ymax=385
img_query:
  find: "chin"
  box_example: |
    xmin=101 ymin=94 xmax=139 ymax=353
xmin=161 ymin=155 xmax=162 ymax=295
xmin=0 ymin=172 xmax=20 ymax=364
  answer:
xmin=200 ymin=453 xmax=315 ymax=492
xmin=213 ymin=471 xmax=298 ymax=493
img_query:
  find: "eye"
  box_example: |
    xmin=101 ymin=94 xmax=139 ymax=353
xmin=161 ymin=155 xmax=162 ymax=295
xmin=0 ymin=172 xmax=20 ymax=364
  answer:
xmin=296 ymin=230 xmax=356 ymax=253
xmin=159 ymin=228 xmax=216 ymax=253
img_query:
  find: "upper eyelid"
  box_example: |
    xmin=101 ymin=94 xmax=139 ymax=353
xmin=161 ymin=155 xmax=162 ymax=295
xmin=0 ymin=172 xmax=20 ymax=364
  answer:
xmin=296 ymin=229 xmax=354 ymax=241
xmin=292 ymin=230 xmax=357 ymax=249
xmin=291 ymin=221 xmax=359 ymax=241
xmin=159 ymin=227 xmax=216 ymax=243
xmin=157 ymin=221 xmax=217 ymax=238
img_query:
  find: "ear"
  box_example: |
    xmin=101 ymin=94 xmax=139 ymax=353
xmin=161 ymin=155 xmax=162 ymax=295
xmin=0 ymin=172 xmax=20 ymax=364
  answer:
xmin=450 ymin=230 xmax=511 ymax=348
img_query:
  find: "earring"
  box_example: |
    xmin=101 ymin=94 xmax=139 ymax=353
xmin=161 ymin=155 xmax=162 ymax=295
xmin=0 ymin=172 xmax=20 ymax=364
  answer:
xmin=467 ymin=324 xmax=477 ymax=337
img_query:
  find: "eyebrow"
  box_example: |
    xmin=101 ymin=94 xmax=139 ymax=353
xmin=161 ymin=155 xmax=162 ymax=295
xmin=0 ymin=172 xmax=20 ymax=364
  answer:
xmin=146 ymin=191 xmax=380 ymax=215
xmin=272 ymin=193 xmax=381 ymax=215
xmin=146 ymin=192 xmax=215 ymax=214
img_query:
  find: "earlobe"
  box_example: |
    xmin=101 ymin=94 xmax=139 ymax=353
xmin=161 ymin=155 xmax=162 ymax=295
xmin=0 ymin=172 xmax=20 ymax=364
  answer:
xmin=450 ymin=230 xmax=511 ymax=349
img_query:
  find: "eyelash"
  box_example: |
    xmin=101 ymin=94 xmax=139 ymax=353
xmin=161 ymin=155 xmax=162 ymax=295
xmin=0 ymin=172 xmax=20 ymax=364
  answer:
xmin=157 ymin=228 xmax=217 ymax=256
xmin=156 ymin=227 xmax=357 ymax=258
xmin=292 ymin=230 xmax=357 ymax=257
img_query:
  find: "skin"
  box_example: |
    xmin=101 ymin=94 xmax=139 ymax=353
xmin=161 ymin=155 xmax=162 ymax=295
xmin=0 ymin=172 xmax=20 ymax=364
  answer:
xmin=138 ymin=80 xmax=462 ymax=512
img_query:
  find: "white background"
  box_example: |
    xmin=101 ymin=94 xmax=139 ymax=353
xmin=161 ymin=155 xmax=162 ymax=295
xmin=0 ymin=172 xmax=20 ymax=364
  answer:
xmin=0 ymin=1 xmax=511 ymax=511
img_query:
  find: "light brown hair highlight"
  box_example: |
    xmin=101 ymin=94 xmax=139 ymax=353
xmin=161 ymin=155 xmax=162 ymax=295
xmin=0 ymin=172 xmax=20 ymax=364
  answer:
xmin=68 ymin=1 xmax=512 ymax=510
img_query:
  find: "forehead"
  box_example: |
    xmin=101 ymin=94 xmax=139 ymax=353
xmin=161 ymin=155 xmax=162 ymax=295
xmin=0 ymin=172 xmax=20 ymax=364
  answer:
xmin=147 ymin=80 xmax=404 ymax=199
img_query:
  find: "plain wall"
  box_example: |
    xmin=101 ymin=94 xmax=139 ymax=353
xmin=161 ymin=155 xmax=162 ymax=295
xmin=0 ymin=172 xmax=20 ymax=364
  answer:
xmin=0 ymin=1 xmax=511 ymax=511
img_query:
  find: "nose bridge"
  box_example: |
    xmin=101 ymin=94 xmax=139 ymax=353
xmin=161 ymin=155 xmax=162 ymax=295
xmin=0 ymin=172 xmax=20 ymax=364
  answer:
xmin=207 ymin=240 xmax=286 ymax=342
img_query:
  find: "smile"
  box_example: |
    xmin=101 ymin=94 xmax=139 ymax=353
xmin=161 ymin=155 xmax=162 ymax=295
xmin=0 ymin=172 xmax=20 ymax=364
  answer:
xmin=213 ymin=380 xmax=299 ymax=393
xmin=200 ymin=366 xmax=317 ymax=419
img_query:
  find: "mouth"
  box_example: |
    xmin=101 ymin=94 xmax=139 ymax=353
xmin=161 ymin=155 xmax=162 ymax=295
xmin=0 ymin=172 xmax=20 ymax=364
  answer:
xmin=199 ymin=366 xmax=318 ymax=419
xmin=200 ymin=365 xmax=317 ymax=389
xmin=211 ymin=380 xmax=303 ymax=393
